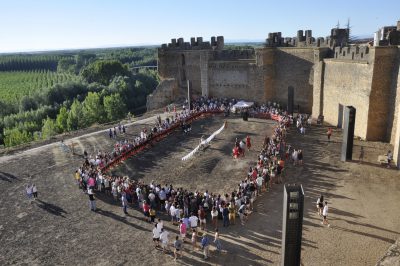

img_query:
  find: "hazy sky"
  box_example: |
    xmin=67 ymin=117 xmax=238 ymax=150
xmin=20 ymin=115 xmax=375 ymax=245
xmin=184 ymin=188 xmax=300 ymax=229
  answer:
xmin=1 ymin=0 xmax=399 ymax=52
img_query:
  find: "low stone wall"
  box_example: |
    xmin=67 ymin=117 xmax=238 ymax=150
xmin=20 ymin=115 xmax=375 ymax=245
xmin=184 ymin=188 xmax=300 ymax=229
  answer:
xmin=146 ymin=78 xmax=178 ymax=111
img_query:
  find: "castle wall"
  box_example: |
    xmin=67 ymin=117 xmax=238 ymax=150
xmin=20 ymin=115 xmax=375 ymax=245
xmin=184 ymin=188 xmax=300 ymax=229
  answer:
xmin=158 ymin=49 xmax=205 ymax=96
xmin=272 ymin=48 xmax=315 ymax=113
xmin=385 ymin=47 xmax=400 ymax=145
xmin=368 ymin=47 xmax=399 ymax=141
xmin=256 ymin=48 xmax=275 ymax=102
xmin=146 ymin=78 xmax=178 ymax=110
xmin=392 ymin=47 xmax=400 ymax=168
xmin=207 ymin=60 xmax=261 ymax=100
xmin=322 ymin=59 xmax=373 ymax=139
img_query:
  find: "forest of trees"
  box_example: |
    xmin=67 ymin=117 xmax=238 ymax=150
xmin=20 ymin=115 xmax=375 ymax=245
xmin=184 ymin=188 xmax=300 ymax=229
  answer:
xmin=0 ymin=47 xmax=159 ymax=147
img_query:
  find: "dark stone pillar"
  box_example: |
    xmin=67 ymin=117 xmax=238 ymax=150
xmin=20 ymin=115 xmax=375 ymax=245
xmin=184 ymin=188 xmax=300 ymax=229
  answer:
xmin=288 ymin=86 xmax=294 ymax=115
xmin=341 ymin=106 xmax=356 ymax=161
xmin=282 ymin=184 xmax=304 ymax=266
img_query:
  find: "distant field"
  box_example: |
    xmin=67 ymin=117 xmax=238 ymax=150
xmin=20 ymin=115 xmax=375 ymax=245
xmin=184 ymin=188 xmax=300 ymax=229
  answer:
xmin=0 ymin=70 xmax=79 ymax=102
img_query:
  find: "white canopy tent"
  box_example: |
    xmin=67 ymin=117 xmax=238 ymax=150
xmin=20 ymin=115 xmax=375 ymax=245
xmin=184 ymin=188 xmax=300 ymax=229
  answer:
xmin=231 ymin=100 xmax=254 ymax=112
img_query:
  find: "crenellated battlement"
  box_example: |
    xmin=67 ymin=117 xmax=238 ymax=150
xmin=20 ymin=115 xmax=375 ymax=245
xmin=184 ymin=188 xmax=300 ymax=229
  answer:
xmin=333 ymin=45 xmax=370 ymax=61
xmin=160 ymin=36 xmax=224 ymax=51
xmin=265 ymin=28 xmax=349 ymax=48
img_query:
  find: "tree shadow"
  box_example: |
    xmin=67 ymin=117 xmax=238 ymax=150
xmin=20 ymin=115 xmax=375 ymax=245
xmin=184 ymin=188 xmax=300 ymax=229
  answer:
xmin=347 ymin=160 xmax=398 ymax=171
xmin=333 ymin=225 xmax=396 ymax=244
xmin=0 ymin=171 xmax=19 ymax=183
xmin=96 ymin=208 xmax=151 ymax=232
xmin=35 ymin=199 xmax=67 ymax=218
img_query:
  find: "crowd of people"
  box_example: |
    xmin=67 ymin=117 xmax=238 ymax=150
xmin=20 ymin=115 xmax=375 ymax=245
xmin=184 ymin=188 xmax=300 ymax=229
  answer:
xmin=74 ymin=97 xmax=309 ymax=261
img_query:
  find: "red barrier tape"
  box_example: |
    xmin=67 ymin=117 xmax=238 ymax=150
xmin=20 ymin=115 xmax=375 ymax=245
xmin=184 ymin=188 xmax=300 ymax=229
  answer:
xmin=101 ymin=110 xmax=286 ymax=173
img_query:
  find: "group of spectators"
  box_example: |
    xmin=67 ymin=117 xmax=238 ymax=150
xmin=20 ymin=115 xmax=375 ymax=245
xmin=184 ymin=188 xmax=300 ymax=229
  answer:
xmin=74 ymin=97 xmax=309 ymax=261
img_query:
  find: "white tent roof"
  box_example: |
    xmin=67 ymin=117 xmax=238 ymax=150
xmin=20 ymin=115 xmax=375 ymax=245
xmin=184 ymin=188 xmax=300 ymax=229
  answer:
xmin=233 ymin=100 xmax=254 ymax=108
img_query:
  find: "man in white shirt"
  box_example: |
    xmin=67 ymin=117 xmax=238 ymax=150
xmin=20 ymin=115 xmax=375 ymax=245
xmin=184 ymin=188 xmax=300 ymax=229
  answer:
xmin=321 ymin=201 xmax=330 ymax=227
xmin=152 ymin=224 xmax=161 ymax=248
xmin=256 ymin=175 xmax=263 ymax=195
xmin=170 ymin=204 xmax=176 ymax=223
xmin=159 ymin=228 xmax=170 ymax=253
xmin=189 ymin=214 xmax=199 ymax=229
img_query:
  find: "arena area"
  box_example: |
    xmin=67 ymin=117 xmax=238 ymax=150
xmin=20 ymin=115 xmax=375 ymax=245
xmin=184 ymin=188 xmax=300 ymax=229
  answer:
xmin=109 ymin=114 xmax=274 ymax=194
xmin=0 ymin=112 xmax=399 ymax=265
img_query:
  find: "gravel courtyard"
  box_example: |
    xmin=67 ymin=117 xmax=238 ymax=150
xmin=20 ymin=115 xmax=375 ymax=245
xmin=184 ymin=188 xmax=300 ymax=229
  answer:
xmin=0 ymin=112 xmax=399 ymax=265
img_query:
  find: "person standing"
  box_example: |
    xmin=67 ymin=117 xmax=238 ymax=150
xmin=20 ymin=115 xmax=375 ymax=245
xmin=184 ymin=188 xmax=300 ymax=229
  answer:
xmin=321 ymin=201 xmax=330 ymax=227
xmin=359 ymin=146 xmax=364 ymax=163
xmin=88 ymin=188 xmax=96 ymax=211
xmin=143 ymin=200 xmax=150 ymax=222
xmin=327 ymin=128 xmax=333 ymax=141
xmin=228 ymin=203 xmax=236 ymax=225
xmin=25 ymin=184 xmax=33 ymax=201
xmin=201 ymin=233 xmax=210 ymax=260
xmin=246 ymin=135 xmax=251 ymax=150
xmin=159 ymin=228 xmax=170 ymax=253
xmin=387 ymin=150 xmax=393 ymax=168
xmin=179 ymin=219 xmax=187 ymax=242
xmin=211 ymin=207 xmax=218 ymax=230
xmin=238 ymin=202 xmax=246 ymax=225
xmin=214 ymin=229 xmax=222 ymax=252
xmin=191 ymin=229 xmax=197 ymax=251
xmin=150 ymin=208 xmax=157 ymax=223
xmin=157 ymin=218 xmax=164 ymax=234
xmin=316 ymin=195 xmax=324 ymax=216
xmin=152 ymin=224 xmax=161 ymax=248
xmin=298 ymin=150 xmax=303 ymax=165
xmin=222 ymin=205 xmax=229 ymax=227
xmin=121 ymin=192 xmax=128 ymax=214
xmin=32 ymin=184 xmax=38 ymax=199
xmin=198 ymin=207 xmax=206 ymax=230
xmin=189 ymin=213 xmax=199 ymax=230
xmin=173 ymin=235 xmax=183 ymax=261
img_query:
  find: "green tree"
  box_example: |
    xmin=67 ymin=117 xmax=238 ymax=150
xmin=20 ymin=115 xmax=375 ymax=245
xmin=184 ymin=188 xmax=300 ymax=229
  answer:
xmin=4 ymin=127 xmax=33 ymax=147
xmin=82 ymin=92 xmax=104 ymax=125
xmin=56 ymin=106 xmax=69 ymax=132
xmin=19 ymin=95 xmax=38 ymax=112
xmin=67 ymin=99 xmax=84 ymax=130
xmin=81 ymin=60 xmax=129 ymax=85
xmin=103 ymin=93 xmax=127 ymax=121
xmin=41 ymin=117 xmax=57 ymax=140
xmin=57 ymin=58 xmax=76 ymax=73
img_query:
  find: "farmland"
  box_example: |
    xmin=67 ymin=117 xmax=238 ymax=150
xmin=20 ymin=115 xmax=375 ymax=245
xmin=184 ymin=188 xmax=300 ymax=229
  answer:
xmin=0 ymin=47 xmax=159 ymax=147
xmin=0 ymin=70 xmax=79 ymax=103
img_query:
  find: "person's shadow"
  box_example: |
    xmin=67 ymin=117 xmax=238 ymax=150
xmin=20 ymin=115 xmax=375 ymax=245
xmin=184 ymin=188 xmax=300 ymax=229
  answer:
xmin=35 ymin=199 xmax=68 ymax=218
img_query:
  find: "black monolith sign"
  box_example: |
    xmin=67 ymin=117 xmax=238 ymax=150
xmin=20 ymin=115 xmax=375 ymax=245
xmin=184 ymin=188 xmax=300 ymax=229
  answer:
xmin=341 ymin=106 xmax=356 ymax=161
xmin=282 ymin=184 xmax=304 ymax=266
xmin=242 ymin=110 xmax=249 ymax=121
xmin=288 ymin=86 xmax=294 ymax=114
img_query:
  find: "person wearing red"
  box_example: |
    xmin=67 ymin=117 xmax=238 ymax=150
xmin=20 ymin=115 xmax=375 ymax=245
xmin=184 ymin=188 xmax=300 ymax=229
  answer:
xmin=143 ymin=200 xmax=150 ymax=223
xmin=246 ymin=135 xmax=251 ymax=150
xmin=233 ymin=146 xmax=240 ymax=159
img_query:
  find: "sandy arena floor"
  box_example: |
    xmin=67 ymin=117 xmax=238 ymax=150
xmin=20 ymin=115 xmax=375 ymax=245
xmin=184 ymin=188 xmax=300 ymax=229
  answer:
xmin=0 ymin=112 xmax=399 ymax=266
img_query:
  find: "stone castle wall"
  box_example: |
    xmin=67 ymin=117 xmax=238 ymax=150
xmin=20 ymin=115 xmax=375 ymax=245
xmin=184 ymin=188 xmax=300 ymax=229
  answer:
xmin=322 ymin=59 xmax=373 ymax=139
xmin=368 ymin=47 xmax=399 ymax=141
xmin=152 ymin=35 xmax=400 ymax=166
xmin=271 ymin=48 xmax=316 ymax=113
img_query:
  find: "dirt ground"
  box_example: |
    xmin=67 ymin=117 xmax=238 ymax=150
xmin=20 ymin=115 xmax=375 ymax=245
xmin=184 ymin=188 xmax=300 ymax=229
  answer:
xmin=0 ymin=112 xmax=399 ymax=266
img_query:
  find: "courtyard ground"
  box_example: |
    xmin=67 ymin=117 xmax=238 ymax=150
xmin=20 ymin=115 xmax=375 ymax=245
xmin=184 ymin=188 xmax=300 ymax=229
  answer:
xmin=0 ymin=112 xmax=399 ymax=265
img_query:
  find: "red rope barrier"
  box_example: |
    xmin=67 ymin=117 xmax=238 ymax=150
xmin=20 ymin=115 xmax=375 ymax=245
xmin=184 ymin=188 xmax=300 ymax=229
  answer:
xmin=101 ymin=109 xmax=287 ymax=173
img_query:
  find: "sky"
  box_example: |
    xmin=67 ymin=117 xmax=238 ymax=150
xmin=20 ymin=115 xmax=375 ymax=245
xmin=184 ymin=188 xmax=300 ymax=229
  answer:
xmin=0 ymin=0 xmax=399 ymax=53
